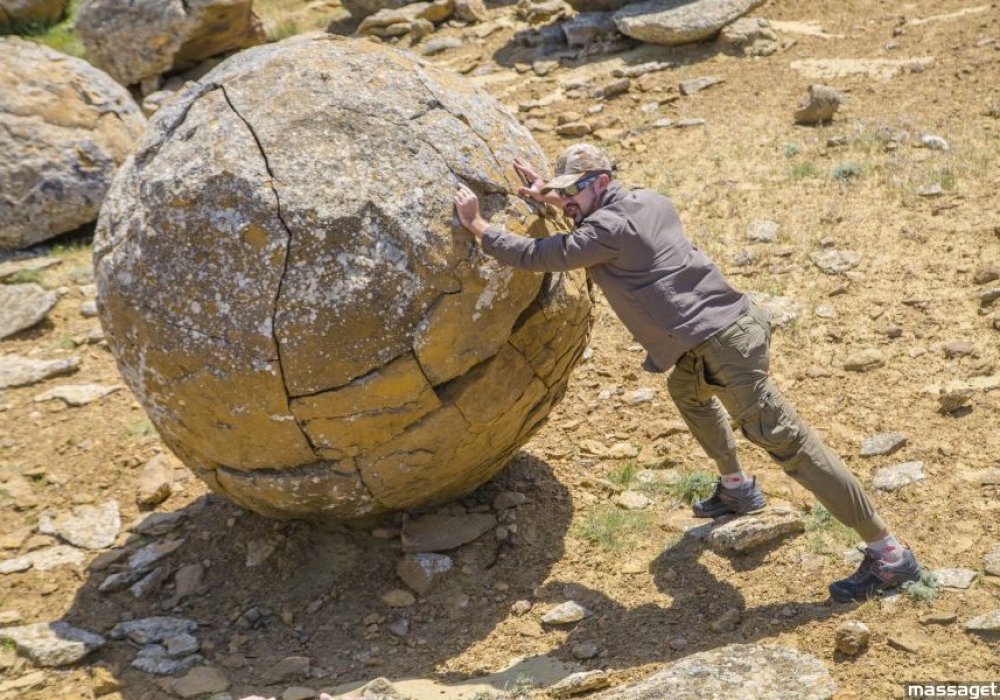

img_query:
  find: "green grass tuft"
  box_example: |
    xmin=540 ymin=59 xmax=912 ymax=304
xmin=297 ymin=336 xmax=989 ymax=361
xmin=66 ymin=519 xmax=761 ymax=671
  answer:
xmin=4 ymin=269 xmax=43 ymax=285
xmin=576 ymin=506 xmax=654 ymax=551
xmin=902 ymin=571 xmax=940 ymax=603
xmin=665 ymin=470 xmax=715 ymax=505
xmin=789 ymin=161 xmax=818 ymax=180
xmin=830 ymin=160 xmax=863 ymax=181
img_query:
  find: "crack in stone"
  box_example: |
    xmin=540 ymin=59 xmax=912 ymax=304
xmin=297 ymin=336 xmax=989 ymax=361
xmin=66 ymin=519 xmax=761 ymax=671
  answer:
xmin=133 ymin=81 xmax=217 ymax=169
xmin=218 ymin=85 xmax=325 ymax=462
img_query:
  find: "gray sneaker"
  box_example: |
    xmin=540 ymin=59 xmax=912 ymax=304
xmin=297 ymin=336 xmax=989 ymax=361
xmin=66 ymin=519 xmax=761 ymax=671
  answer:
xmin=692 ymin=477 xmax=767 ymax=518
xmin=828 ymin=547 xmax=922 ymax=603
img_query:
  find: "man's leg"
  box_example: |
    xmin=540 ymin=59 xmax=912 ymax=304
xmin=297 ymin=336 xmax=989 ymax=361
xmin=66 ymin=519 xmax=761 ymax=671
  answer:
xmin=699 ymin=304 xmax=921 ymax=601
xmin=667 ymin=349 xmax=766 ymax=517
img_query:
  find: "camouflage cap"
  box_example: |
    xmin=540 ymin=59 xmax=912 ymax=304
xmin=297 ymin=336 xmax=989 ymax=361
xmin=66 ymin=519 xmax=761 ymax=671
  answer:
xmin=542 ymin=143 xmax=614 ymax=191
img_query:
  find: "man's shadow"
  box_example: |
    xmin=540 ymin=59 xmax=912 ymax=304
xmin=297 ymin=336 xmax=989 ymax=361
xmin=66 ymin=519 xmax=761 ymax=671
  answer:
xmin=57 ymin=452 xmax=573 ymax=699
xmin=533 ymin=520 xmax=847 ymax=668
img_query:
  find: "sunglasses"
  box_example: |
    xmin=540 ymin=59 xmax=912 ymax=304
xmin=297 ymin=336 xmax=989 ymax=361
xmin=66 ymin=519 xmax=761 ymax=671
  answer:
xmin=556 ymin=172 xmax=601 ymax=197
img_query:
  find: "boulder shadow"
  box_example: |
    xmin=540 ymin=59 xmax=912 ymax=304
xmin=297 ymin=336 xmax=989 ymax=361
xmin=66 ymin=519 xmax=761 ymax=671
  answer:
xmin=58 ymin=451 xmax=572 ymax=698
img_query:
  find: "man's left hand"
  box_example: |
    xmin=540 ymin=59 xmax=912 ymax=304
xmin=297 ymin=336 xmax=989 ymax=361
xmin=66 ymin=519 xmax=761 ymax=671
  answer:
xmin=454 ymin=184 xmax=489 ymax=241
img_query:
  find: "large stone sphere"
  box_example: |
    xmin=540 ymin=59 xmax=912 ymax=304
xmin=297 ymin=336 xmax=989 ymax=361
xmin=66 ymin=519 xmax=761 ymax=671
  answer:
xmin=94 ymin=34 xmax=592 ymax=520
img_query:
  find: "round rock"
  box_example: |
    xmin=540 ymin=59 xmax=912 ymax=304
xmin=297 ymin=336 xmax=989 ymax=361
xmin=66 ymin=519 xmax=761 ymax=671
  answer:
xmin=95 ymin=34 xmax=592 ymax=521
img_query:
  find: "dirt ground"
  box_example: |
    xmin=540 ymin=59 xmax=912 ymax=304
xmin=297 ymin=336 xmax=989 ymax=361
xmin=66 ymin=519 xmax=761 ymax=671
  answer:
xmin=2 ymin=0 xmax=1000 ymax=698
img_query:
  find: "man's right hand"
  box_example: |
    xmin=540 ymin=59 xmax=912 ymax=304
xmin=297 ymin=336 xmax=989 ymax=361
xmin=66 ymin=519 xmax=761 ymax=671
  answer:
xmin=513 ymin=157 xmax=546 ymax=201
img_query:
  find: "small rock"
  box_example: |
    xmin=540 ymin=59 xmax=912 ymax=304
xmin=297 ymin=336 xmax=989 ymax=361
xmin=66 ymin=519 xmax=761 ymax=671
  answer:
xmin=919 ymin=612 xmax=957 ymax=625
xmin=920 ymin=134 xmax=949 ymax=151
xmin=0 ymin=283 xmax=58 ymax=340
xmin=708 ymin=508 xmax=805 ymax=553
xmin=0 ymin=355 xmax=81 ymax=389
xmin=835 ymin=620 xmax=870 ymax=656
xmin=396 ymin=553 xmax=453 ymax=594
xmin=937 ymin=381 xmax=974 ymax=413
xmin=171 ymin=666 xmax=230 ymax=698
xmin=794 ymin=84 xmax=843 ymax=124
xmin=964 ymin=609 xmax=1000 ymax=633
xmin=136 ymin=454 xmax=175 ymax=507
xmin=89 ymin=665 xmax=120 ymax=695
xmin=931 ymin=568 xmax=977 ymax=589
xmin=873 ymin=461 xmax=925 ymax=491
xmin=571 ymin=641 xmax=599 ymax=659
xmin=668 ymin=636 xmax=688 ymax=651
xmin=0 ymin=621 xmax=106 ymax=666
xmin=679 ymin=75 xmax=722 ymax=95
xmin=381 ymin=589 xmax=416 ymax=607
xmin=401 ymin=512 xmax=497 ymax=552
xmin=283 ymin=687 xmax=318 ymax=700
xmin=38 ymin=501 xmax=121 ymax=550
xmin=972 ymin=265 xmax=1000 ymax=285
xmin=548 ymin=670 xmax=609 ymax=697
xmin=541 ymin=600 xmax=591 ymax=625
xmin=942 ymin=341 xmax=975 ymax=359
xmin=33 ymin=383 xmax=122 ymax=406
xmin=623 ymin=387 xmax=655 ymax=405
xmin=710 ymin=608 xmax=741 ymax=633
xmin=843 ymin=348 xmax=885 ymax=372
xmin=887 ymin=634 xmax=922 ymax=653
xmin=984 ymin=545 xmax=1000 ymax=576
xmin=262 ymin=655 xmax=311 ymax=684
xmin=616 ymin=490 xmax=651 ymax=510
xmin=810 ymin=249 xmax=859 ymax=274
xmin=747 ymin=219 xmax=780 ymax=243
xmin=860 ymin=432 xmax=907 ymax=457
xmin=110 ymin=617 xmax=198 ymax=645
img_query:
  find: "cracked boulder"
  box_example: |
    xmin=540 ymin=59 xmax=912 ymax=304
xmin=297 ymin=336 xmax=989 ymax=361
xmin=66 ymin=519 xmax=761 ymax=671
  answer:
xmin=94 ymin=34 xmax=592 ymax=521
xmin=0 ymin=37 xmax=146 ymax=251
xmin=74 ymin=0 xmax=266 ymax=87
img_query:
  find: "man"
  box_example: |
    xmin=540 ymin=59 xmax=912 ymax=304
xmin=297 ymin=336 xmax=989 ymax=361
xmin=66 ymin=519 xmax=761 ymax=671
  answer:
xmin=453 ymin=143 xmax=922 ymax=602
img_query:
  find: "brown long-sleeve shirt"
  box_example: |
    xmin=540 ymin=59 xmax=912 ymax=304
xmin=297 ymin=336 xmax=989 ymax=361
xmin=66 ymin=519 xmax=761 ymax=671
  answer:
xmin=481 ymin=182 xmax=748 ymax=372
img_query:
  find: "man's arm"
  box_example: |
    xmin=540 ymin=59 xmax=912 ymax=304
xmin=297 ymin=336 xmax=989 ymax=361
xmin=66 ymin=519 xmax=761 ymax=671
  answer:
xmin=513 ymin=157 xmax=565 ymax=209
xmin=453 ymin=184 xmax=618 ymax=272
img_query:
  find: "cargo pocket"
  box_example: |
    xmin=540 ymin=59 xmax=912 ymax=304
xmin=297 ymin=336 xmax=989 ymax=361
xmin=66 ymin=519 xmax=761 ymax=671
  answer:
xmin=738 ymin=388 xmax=803 ymax=463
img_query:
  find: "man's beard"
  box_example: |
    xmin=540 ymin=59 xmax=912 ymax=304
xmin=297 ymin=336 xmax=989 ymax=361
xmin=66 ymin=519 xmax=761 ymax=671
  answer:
xmin=565 ymin=203 xmax=585 ymax=225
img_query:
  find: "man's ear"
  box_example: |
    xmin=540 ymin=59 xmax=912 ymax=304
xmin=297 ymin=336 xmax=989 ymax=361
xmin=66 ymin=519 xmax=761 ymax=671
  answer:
xmin=596 ymin=172 xmax=612 ymax=191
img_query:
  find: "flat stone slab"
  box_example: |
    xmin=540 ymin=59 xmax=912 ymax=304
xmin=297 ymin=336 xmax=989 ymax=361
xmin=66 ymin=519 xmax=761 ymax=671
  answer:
xmin=0 ymin=354 xmax=81 ymax=389
xmin=932 ymin=568 xmax=978 ymax=589
xmin=964 ymin=609 xmax=1000 ymax=633
xmin=38 ymin=501 xmax=121 ymax=550
xmin=984 ymin=545 xmax=1000 ymax=576
xmin=614 ymin=0 xmax=765 ymax=46
xmin=0 ymin=545 xmax=86 ymax=574
xmin=0 ymin=283 xmax=57 ymax=340
xmin=0 ymin=621 xmax=106 ymax=666
xmin=34 ymin=383 xmax=123 ymax=406
xmin=860 ymin=432 xmax=907 ymax=457
xmin=591 ymin=643 xmax=835 ymax=699
xmin=401 ymin=512 xmax=497 ymax=552
xmin=0 ymin=256 xmax=62 ymax=282
xmin=873 ymin=461 xmax=926 ymax=491
xmin=708 ymin=508 xmax=805 ymax=553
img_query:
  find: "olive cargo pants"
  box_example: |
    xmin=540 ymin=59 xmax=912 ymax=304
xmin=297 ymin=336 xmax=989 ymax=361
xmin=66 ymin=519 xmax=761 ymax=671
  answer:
xmin=666 ymin=303 xmax=887 ymax=541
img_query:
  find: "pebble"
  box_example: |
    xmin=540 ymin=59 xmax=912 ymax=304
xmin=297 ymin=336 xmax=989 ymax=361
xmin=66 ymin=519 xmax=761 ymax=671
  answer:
xmin=984 ymin=545 xmax=1000 ymax=575
xmin=835 ymin=620 xmax=870 ymax=656
xmin=541 ymin=600 xmax=591 ymax=625
xmin=381 ymin=589 xmax=416 ymax=607
xmin=843 ymin=348 xmax=885 ymax=372
xmin=571 ymin=642 xmax=599 ymax=659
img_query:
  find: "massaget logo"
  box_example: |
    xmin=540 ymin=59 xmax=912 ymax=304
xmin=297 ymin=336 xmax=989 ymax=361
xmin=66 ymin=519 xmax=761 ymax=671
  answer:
xmin=906 ymin=682 xmax=1000 ymax=699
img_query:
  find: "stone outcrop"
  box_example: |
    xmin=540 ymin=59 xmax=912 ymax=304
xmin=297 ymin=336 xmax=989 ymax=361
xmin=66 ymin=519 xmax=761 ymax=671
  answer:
xmin=95 ymin=34 xmax=592 ymax=521
xmin=614 ymin=0 xmax=765 ymax=46
xmin=0 ymin=0 xmax=67 ymax=30
xmin=0 ymin=37 xmax=146 ymax=251
xmin=592 ymin=644 xmax=836 ymax=699
xmin=74 ymin=0 xmax=266 ymax=87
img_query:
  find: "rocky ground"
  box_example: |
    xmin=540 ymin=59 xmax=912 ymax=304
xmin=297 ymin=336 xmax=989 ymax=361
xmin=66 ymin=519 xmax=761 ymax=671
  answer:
xmin=2 ymin=0 xmax=1000 ymax=698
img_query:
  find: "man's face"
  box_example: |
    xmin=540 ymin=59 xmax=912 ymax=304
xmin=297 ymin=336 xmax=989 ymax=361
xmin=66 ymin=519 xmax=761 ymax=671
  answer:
xmin=556 ymin=173 xmax=606 ymax=225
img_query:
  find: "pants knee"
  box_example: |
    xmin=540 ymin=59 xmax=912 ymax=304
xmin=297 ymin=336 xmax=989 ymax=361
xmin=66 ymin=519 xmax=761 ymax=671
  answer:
xmin=738 ymin=391 xmax=805 ymax=463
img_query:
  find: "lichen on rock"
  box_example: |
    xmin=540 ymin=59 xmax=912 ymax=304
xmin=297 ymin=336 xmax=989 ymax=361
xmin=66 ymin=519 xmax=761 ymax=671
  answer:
xmin=95 ymin=34 xmax=592 ymax=520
